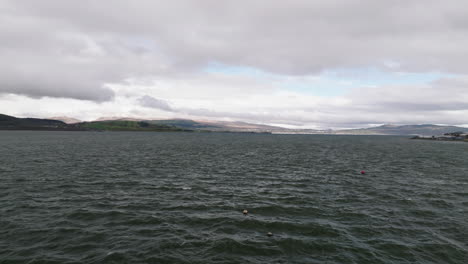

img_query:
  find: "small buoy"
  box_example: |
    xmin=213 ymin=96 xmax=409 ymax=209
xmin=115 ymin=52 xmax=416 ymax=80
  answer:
xmin=243 ymin=209 xmax=248 ymax=215
xmin=360 ymin=170 xmax=366 ymax=175
xmin=267 ymin=232 xmax=273 ymax=237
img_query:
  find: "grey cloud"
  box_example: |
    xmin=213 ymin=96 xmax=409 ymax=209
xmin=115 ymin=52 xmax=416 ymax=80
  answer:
xmin=138 ymin=95 xmax=173 ymax=111
xmin=365 ymin=102 xmax=468 ymax=112
xmin=346 ymin=77 xmax=468 ymax=113
xmin=0 ymin=4 xmax=172 ymax=101
xmin=0 ymin=53 xmax=115 ymax=101
xmin=2 ymin=0 xmax=468 ymax=128
xmin=144 ymin=75 xmax=468 ymax=128
xmin=296 ymin=76 xmax=468 ymax=127
xmin=4 ymin=0 xmax=468 ymax=78
xmin=178 ymin=107 xmax=265 ymax=120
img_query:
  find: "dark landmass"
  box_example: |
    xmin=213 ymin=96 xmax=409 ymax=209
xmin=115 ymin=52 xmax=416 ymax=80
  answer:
xmin=74 ymin=120 xmax=190 ymax=132
xmin=146 ymin=119 xmax=221 ymax=130
xmin=1 ymin=114 xmax=270 ymax=133
xmin=3 ymin=113 xmax=468 ymax=135
xmin=51 ymin=116 xmax=281 ymax=133
xmin=146 ymin=119 xmax=280 ymax=132
xmin=0 ymin=114 xmax=72 ymax=130
xmin=0 ymin=114 xmax=190 ymax=132
xmin=48 ymin=116 xmax=81 ymax=124
xmin=411 ymin=132 xmax=468 ymax=142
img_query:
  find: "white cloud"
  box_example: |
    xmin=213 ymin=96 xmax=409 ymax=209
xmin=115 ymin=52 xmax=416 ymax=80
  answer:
xmin=138 ymin=95 xmax=173 ymax=112
xmin=1 ymin=0 xmax=468 ymax=128
xmin=2 ymin=73 xmax=468 ymax=129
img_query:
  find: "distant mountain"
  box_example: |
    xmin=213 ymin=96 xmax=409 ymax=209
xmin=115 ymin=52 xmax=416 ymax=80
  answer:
xmin=75 ymin=120 xmax=189 ymax=132
xmin=49 ymin=116 xmax=82 ymax=124
xmin=94 ymin=116 xmax=145 ymax=122
xmin=146 ymin=119 xmax=285 ymax=132
xmin=0 ymin=114 xmax=299 ymax=133
xmin=146 ymin=119 xmax=220 ymax=130
xmin=2 ymin=113 xmax=467 ymax=135
xmin=0 ymin=114 xmax=69 ymax=130
xmin=205 ymin=120 xmax=284 ymax=132
xmin=0 ymin=114 xmax=189 ymax=132
xmin=336 ymin=124 xmax=468 ymax=136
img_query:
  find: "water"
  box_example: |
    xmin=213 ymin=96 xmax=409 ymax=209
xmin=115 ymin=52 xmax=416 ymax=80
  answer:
xmin=0 ymin=131 xmax=467 ymax=263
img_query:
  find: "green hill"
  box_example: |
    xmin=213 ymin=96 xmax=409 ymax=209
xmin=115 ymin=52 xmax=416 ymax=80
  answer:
xmin=145 ymin=119 xmax=222 ymax=130
xmin=75 ymin=120 xmax=190 ymax=132
xmin=0 ymin=114 xmax=192 ymax=132
xmin=0 ymin=114 xmax=69 ymax=130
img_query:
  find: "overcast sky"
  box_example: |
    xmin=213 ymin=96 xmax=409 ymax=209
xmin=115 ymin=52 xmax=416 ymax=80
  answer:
xmin=1 ymin=0 xmax=468 ymax=129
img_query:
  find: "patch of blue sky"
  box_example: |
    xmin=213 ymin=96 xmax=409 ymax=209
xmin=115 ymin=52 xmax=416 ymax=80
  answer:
xmin=203 ymin=62 xmax=456 ymax=97
xmin=324 ymin=67 xmax=455 ymax=87
xmin=202 ymin=62 xmax=346 ymax=96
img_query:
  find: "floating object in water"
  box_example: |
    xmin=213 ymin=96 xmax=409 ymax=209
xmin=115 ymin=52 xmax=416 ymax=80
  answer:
xmin=243 ymin=209 xmax=248 ymax=215
xmin=267 ymin=232 xmax=273 ymax=237
xmin=360 ymin=170 xmax=366 ymax=174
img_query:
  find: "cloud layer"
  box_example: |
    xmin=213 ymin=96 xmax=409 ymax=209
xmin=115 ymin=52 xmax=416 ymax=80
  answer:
xmin=1 ymin=0 xmax=468 ymax=128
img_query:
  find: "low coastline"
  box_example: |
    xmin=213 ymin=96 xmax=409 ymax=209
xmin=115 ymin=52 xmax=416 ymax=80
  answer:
xmin=411 ymin=132 xmax=468 ymax=142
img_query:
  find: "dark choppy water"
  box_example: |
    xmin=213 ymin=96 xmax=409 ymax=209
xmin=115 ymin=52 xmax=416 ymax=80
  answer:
xmin=1 ymin=131 xmax=467 ymax=264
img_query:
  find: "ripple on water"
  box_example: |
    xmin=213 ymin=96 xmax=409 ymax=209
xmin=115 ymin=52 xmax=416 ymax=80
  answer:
xmin=0 ymin=132 xmax=467 ymax=263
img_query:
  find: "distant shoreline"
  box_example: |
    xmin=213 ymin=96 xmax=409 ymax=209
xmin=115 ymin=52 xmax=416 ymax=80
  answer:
xmin=411 ymin=135 xmax=468 ymax=142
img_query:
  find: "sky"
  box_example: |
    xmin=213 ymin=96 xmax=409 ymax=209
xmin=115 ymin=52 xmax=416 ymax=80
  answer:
xmin=1 ymin=0 xmax=468 ymax=129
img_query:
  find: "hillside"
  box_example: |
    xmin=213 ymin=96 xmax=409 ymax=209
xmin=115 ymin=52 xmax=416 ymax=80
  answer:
xmin=74 ymin=120 xmax=190 ymax=132
xmin=0 ymin=114 xmax=69 ymax=130
xmin=0 ymin=114 xmax=191 ymax=132
xmin=146 ymin=119 xmax=222 ymax=130
xmin=146 ymin=119 xmax=284 ymax=132
xmin=49 ymin=116 xmax=82 ymax=124
xmin=3 ymin=113 xmax=467 ymax=135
